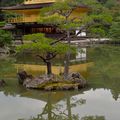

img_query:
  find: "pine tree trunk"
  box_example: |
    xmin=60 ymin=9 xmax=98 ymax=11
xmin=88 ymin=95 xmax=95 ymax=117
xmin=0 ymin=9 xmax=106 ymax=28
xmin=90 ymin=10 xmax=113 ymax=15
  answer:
xmin=64 ymin=30 xmax=70 ymax=79
xmin=46 ymin=61 xmax=52 ymax=75
xmin=64 ymin=52 xmax=70 ymax=79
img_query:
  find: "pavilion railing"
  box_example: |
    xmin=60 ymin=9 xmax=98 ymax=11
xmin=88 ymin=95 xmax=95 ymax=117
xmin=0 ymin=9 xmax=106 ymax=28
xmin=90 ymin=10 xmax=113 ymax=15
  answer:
xmin=7 ymin=16 xmax=38 ymax=23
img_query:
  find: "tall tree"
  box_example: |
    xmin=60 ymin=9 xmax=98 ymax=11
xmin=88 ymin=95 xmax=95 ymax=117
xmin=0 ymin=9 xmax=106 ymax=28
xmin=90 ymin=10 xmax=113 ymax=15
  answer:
xmin=39 ymin=0 xmax=88 ymax=78
xmin=38 ymin=0 xmax=113 ymax=78
xmin=17 ymin=33 xmax=75 ymax=75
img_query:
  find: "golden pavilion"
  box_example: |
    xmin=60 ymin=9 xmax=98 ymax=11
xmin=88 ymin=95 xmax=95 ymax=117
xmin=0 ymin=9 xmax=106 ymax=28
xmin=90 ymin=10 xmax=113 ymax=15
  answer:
xmin=1 ymin=0 xmax=88 ymax=41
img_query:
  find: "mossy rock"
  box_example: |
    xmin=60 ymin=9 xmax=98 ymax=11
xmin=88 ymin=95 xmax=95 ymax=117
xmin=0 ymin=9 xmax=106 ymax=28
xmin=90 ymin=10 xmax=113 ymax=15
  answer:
xmin=18 ymin=71 xmax=87 ymax=91
xmin=37 ymin=81 xmax=82 ymax=91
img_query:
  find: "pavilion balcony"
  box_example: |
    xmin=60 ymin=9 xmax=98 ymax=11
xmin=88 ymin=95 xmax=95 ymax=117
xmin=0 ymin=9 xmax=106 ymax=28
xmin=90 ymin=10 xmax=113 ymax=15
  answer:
xmin=7 ymin=16 xmax=38 ymax=23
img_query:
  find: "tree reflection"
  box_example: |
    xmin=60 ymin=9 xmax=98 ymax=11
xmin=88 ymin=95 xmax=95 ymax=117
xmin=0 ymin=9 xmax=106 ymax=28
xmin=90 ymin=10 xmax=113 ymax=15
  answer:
xmin=0 ymin=58 xmax=16 ymax=79
xmin=87 ymin=46 xmax=120 ymax=101
xmin=28 ymin=92 xmax=86 ymax=120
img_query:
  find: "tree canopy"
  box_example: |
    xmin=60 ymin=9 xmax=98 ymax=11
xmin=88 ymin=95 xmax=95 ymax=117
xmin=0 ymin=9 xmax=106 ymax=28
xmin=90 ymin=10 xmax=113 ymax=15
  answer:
xmin=0 ymin=30 xmax=12 ymax=47
xmin=17 ymin=33 xmax=76 ymax=75
xmin=17 ymin=33 xmax=75 ymax=55
xmin=38 ymin=0 xmax=115 ymax=38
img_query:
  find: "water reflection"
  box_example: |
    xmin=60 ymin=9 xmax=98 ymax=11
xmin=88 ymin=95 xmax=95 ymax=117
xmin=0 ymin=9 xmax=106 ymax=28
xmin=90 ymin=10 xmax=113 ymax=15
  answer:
xmin=0 ymin=45 xmax=120 ymax=120
xmin=87 ymin=46 xmax=120 ymax=101
xmin=28 ymin=92 xmax=86 ymax=120
xmin=0 ymin=57 xmax=16 ymax=78
xmin=13 ymin=89 xmax=120 ymax=120
xmin=71 ymin=48 xmax=87 ymax=62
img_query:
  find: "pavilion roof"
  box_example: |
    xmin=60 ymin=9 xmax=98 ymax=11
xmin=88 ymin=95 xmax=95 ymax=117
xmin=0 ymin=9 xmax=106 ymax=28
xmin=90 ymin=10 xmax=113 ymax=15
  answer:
xmin=1 ymin=2 xmax=53 ymax=10
xmin=1 ymin=2 xmax=88 ymax=11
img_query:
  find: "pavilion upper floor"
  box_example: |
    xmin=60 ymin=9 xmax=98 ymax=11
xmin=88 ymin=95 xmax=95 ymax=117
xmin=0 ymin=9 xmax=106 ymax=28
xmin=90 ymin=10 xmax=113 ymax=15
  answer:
xmin=1 ymin=0 xmax=88 ymax=23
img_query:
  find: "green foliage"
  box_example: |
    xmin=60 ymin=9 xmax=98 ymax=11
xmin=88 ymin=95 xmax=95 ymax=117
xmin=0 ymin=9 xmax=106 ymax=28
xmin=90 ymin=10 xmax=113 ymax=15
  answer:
xmin=17 ymin=33 xmax=76 ymax=75
xmin=81 ymin=0 xmax=113 ymax=37
xmin=89 ymin=28 xmax=105 ymax=37
xmin=109 ymin=21 xmax=120 ymax=41
xmin=0 ymin=58 xmax=16 ymax=78
xmin=60 ymin=22 xmax=82 ymax=31
xmin=4 ymin=11 xmax=22 ymax=20
xmin=0 ymin=30 xmax=12 ymax=47
xmin=39 ymin=14 xmax=65 ymax=25
xmin=40 ymin=0 xmax=78 ymax=16
xmin=17 ymin=33 xmax=76 ymax=55
xmin=39 ymin=0 xmax=81 ymax=31
xmin=108 ymin=3 xmax=120 ymax=41
xmin=0 ymin=21 xmax=6 ymax=26
xmin=105 ymin=0 xmax=118 ymax=8
xmin=39 ymin=0 xmax=114 ymax=38
xmin=79 ymin=0 xmax=102 ymax=8
xmin=0 ymin=0 xmax=23 ymax=6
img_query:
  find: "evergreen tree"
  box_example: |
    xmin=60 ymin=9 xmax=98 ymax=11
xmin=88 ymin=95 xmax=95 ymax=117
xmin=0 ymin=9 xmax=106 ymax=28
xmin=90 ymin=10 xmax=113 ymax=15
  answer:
xmin=0 ymin=30 xmax=12 ymax=47
xmin=17 ymin=33 xmax=75 ymax=75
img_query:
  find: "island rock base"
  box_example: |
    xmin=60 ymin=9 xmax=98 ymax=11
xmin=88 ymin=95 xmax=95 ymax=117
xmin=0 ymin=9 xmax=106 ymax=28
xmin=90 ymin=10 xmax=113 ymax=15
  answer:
xmin=17 ymin=71 xmax=87 ymax=91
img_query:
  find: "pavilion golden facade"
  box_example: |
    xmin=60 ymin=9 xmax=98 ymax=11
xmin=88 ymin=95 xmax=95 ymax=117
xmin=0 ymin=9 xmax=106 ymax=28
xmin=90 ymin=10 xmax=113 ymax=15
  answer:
xmin=3 ymin=0 xmax=88 ymax=23
xmin=1 ymin=0 xmax=88 ymax=41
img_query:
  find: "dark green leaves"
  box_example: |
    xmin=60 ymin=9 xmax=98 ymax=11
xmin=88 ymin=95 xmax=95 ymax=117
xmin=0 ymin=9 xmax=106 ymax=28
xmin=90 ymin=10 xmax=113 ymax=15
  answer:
xmin=0 ymin=30 xmax=12 ymax=47
xmin=17 ymin=33 xmax=76 ymax=55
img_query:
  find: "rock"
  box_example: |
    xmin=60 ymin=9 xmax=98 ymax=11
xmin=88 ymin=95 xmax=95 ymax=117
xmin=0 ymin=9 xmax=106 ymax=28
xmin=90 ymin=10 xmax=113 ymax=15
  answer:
xmin=17 ymin=71 xmax=33 ymax=84
xmin=17 ymin=71 xmax=52 ymax=88
xmin=0 ymin=47 xmax=10 ymax=55
xmin=0 ymin=79 xmax=6 ymax=87
xmin=72 ymin=72 xmax=81 ymax=79
xmin=17 ymin=71 xmax=87 ymax=90
xmin=67 ymin=72 xmax=87 ymax=88
xmin=23 ymin=75 xmax=52 ymax=88
xmin=67 ymin=72 xmax=81 ymax=80
xmin=17 ymin=71 xmax=28 ymax=84
xmin=0 ymin=47 xmax=10 ymax=58
xmin=23 ymin=78 xmax=33 ymax=88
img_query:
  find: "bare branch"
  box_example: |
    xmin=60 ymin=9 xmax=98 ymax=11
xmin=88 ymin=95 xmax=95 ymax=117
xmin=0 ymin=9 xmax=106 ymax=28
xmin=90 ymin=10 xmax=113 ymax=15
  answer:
xmin=50 ymin=35 xmax=67 ymax=45
xmin=46 ymin=53 xmax=57 ymax=60
xmin=36 ymin=55 xmax=47 ymax=63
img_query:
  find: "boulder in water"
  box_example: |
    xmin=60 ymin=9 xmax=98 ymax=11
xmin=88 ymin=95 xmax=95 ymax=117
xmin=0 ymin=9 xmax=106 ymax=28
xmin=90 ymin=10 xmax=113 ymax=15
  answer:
xmin=17 ymin=71 xmax=33 ymax=84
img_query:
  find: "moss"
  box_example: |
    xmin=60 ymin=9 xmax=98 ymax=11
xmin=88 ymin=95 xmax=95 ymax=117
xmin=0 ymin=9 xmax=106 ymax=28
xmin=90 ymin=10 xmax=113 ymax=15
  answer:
xmin=37 ymin=80 xmax=80 ymax=90
xmin=0 ymin=21 xmax=6 ymax=26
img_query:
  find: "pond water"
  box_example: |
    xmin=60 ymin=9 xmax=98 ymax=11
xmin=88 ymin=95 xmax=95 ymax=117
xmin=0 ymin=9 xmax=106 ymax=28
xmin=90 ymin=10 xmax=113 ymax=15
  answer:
xmin=0 ymin=45 xmax=120 ymax=120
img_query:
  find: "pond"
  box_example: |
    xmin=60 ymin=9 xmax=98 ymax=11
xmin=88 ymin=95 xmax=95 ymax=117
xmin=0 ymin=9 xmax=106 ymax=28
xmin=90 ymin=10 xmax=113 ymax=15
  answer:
xmin=0 ymin=45 xmax=120 ymax=120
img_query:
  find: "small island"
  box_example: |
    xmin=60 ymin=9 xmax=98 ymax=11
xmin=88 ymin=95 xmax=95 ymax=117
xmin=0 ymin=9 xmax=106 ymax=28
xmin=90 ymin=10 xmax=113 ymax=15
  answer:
xmin=17 ymin=71 xmax=86 ymax=90
xmin=16 ymin=33 xmax=87 ymax=90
